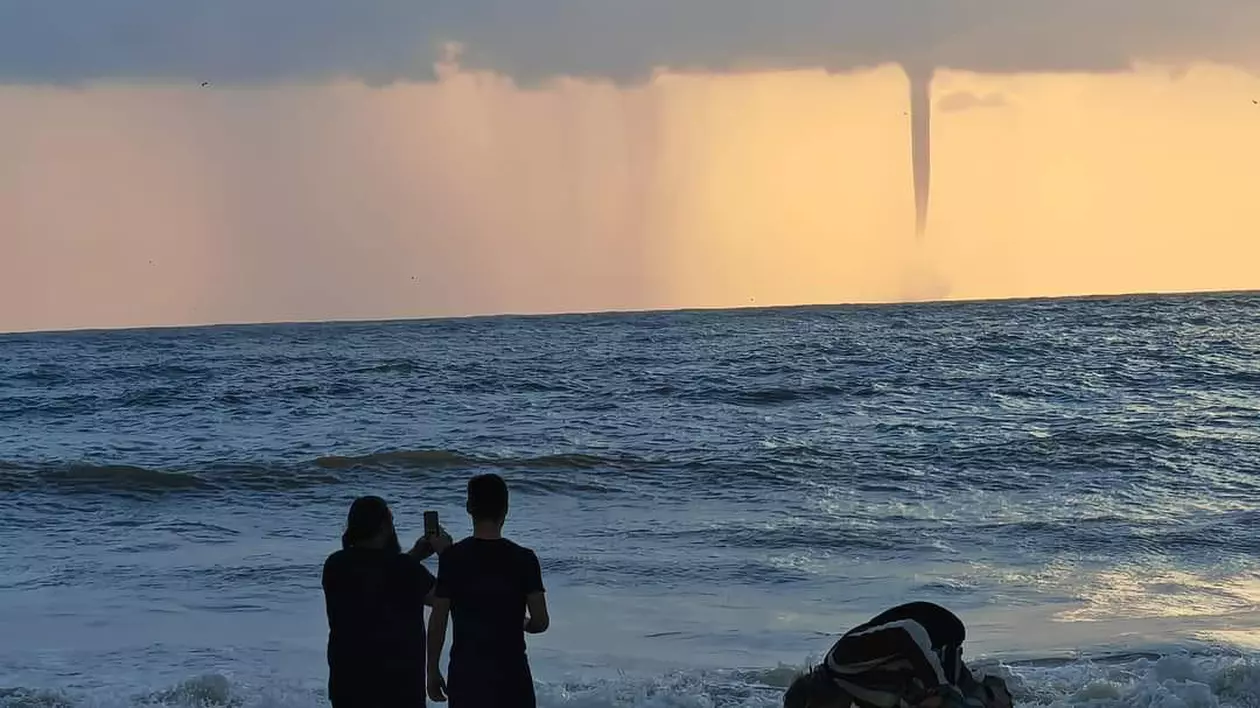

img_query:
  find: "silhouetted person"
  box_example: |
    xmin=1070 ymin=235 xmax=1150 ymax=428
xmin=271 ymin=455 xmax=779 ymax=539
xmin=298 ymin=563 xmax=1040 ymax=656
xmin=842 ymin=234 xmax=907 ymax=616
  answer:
xmin=427 ymin=474 xmax=549 ymax=707
xmin=323 ymin=496 xmax=451 ymax=708
xmin=784 ymin=602 xmax=1012 ymax=708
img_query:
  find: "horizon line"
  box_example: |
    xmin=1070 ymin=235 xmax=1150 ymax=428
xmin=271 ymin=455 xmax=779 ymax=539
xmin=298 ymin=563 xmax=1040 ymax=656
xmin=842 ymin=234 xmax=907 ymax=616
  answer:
xmin=2 ymin=286 xmax=1257 ymax=338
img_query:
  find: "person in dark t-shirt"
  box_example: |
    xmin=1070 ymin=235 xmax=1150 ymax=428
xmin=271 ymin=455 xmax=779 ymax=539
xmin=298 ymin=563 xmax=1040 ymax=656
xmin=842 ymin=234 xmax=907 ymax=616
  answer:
xmin=323 ymin=495 xmax=451 ymax=708
xmin=427 ymin=474 xmax=549 ymax=708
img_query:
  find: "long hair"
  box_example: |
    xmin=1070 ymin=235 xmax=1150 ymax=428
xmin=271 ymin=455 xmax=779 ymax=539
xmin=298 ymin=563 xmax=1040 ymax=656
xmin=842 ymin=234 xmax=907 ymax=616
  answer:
xmin=341 ymin=495 xmax=401 ymax=553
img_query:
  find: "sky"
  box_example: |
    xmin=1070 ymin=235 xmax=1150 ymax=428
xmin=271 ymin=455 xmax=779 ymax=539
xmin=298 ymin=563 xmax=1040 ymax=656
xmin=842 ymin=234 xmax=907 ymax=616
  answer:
xmin=3 ymin=1 xmax=1260 ymax=332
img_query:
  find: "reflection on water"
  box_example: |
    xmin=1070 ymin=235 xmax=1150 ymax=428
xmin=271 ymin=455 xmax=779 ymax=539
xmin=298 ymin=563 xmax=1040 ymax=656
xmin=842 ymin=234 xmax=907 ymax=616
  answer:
xmin=1057 ymin=568 xmax=1260 ymax=622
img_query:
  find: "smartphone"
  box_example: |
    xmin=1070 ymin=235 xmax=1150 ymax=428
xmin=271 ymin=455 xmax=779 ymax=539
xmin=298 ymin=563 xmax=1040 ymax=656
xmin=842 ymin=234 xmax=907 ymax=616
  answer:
xmin=423 ymin=510 xmax=440 ymax=537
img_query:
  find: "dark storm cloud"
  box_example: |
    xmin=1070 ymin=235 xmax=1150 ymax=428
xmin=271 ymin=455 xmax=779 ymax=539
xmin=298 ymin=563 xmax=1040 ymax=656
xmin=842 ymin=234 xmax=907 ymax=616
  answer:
xmin=2 ymin=1 xmax=1259 ymax=86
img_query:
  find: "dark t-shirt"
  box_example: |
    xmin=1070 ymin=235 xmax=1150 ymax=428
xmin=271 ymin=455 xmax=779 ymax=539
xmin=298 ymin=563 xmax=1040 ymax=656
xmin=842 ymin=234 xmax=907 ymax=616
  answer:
xmin=434 ymin=537 xmax=544 ymax=672
xmin=322 ymin=547 xmax=435 ymax=703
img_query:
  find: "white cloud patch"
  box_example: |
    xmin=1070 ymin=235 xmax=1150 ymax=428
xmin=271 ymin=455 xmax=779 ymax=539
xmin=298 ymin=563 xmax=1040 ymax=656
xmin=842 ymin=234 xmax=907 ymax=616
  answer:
xmin=937 ymin=91 xmax=1008 ymax=112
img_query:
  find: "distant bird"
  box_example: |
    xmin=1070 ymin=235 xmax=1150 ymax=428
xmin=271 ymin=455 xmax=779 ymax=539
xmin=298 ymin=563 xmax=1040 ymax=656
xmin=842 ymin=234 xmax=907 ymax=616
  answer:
xmin=201 ymin=81 xmax=210 ymax=88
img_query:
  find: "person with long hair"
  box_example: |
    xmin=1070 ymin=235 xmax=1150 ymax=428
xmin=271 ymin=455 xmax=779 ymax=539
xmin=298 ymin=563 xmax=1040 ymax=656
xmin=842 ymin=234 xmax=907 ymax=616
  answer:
xmin=323 ymin=495 xmax=451 ymax=708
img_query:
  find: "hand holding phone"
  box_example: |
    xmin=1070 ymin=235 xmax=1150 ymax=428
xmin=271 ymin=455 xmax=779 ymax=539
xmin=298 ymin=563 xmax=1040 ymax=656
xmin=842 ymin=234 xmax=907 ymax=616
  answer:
xmin=424 ymin=510 xmax=440 ymax=538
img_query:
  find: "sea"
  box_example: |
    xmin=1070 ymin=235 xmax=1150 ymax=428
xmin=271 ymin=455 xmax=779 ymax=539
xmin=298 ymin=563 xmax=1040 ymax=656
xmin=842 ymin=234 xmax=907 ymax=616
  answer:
xmin=2 ymin=292 xmax=1259 ymax=708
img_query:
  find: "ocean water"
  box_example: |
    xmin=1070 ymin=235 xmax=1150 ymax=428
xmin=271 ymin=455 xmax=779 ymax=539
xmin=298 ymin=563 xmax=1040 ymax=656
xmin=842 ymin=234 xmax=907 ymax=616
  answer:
xmin=2 ymin=293 xmax=1259 ymax=708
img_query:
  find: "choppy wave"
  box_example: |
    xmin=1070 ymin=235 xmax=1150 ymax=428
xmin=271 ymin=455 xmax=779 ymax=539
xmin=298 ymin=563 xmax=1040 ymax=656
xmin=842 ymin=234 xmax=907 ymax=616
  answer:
xmin=313 ymin=449 xmax=634 ymax=471
xmin=0 ymin=449 xmax=650 ymax=495
xmin=3 ymin=294 xmax=1260 ymax=708
xmin=641 ymin=381 xmax=880 ymax=406
xmin=0 ymin=463 xmax=214 ymax=494
xmin=3 ymin=649 xmax=1258 ymax=708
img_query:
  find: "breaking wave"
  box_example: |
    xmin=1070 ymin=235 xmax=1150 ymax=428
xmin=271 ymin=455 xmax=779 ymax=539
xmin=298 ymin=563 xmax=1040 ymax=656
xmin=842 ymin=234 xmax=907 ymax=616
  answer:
xmin=0 ymin=449 xmax=649 ymax=495
xmin=3 ymin=648 xmax=1259 ymax=708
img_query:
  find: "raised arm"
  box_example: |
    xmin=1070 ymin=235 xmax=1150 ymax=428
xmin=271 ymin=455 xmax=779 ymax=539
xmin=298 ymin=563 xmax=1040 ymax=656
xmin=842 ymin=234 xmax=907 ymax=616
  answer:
xmin=407 ymin=529 xmax=451 ymax=607
xmin=408 ymin=527 xmax=453 ymax=563
xmin=419 ymin=565 xmax=438 ymax=608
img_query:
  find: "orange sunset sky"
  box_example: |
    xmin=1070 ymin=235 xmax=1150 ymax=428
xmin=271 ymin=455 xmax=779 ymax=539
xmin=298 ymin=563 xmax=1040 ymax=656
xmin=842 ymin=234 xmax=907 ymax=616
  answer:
xmin=2 ymin=4 xmax=1260 ymax=333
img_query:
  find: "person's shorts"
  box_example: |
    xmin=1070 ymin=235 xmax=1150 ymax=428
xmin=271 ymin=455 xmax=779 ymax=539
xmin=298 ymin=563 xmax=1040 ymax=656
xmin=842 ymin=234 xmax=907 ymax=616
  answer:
xmin=448 ymin=662 xmax=536 ymax=708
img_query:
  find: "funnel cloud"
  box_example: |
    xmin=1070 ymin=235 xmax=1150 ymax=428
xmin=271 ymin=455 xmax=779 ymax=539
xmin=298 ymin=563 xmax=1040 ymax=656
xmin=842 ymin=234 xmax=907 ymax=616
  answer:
xmin=907 ymin=67 xmax=934 ymax=238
